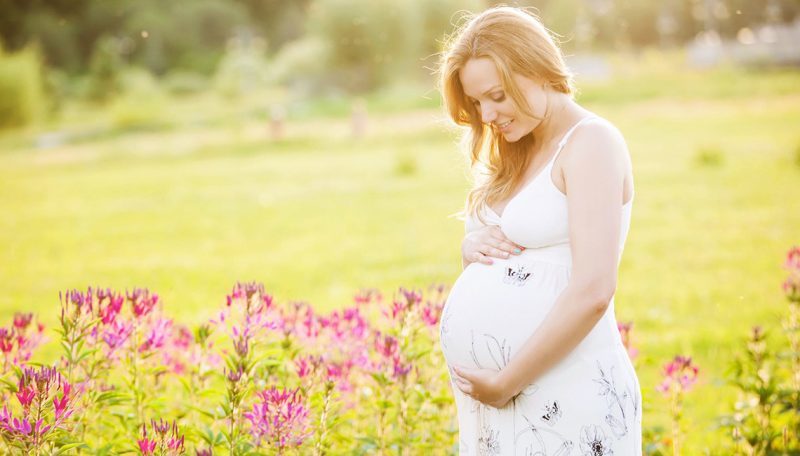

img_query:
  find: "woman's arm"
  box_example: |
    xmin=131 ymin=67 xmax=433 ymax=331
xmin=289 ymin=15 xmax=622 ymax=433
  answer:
xmin=452 ymin=122 xmax=629 ymax=407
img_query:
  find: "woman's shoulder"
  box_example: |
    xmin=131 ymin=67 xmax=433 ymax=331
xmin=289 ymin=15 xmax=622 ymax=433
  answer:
xmin=560 ymin=115 xmax=629 ymax=168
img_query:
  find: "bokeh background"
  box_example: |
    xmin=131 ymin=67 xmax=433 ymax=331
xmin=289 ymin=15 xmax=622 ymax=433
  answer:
xmin=2 ymin=0 xmax=799 ymax=451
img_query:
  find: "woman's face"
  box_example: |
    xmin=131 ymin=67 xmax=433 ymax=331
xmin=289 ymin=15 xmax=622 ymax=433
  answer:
xmin=458 ymin=57 xmax=547 ymax=143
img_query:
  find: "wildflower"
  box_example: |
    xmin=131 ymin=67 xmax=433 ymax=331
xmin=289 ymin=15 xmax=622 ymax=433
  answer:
xmin=374 ymin=332 xmax=398 ymax=358
xmin=391 ymin=355 xmax=412 ymax=379
xmin=102 ymin=320 xmax=133 ymax=354
xmin=137 ymin=424 xmax=157 ymax=455
xmin=783 ymin=246 xmax=800 ymax=302
xmin=129 ymin=288 xmax=159 ymax=318
xmin=420 ymin=304 xmax=442 ymax=327
xmin=0 ymin=328 xmax=13 ymax=354
xmin=137 ymin=419 xmax=184 ymax=455
xmin=295 ymin=355 xmax=321 ymax=380
xmin=657 ymin=355 xmax=699 ymax=395
xmin=97 ymin=288 xmax=124 ymax=324
xmin=245 ymin=387 xmax=311 ymax=449
xmin=13 ymin=313 xmax=33 ymax=330
xmin=15 ymin=383 xmax=35 ymax=409
xmin=353 ymin=288 xmax=382 ymax=306
xmin=139 ymin=318 xmax=173 ymax=353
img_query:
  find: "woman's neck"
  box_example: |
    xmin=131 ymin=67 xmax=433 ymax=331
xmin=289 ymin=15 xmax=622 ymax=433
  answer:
xmin=532 ymin=93 xmax=585 ymax=151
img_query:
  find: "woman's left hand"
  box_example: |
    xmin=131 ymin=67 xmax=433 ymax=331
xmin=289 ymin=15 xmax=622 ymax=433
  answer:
xmin=451 ymin=365 xmax=514 ymax=408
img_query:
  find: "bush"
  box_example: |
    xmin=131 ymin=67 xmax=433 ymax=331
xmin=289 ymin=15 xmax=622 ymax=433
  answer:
xmin=0 ymin=46 xmax=45 ymax=129
xmin=108 ymin=68 xmax=171 ymax=131
xmin=213 ymin=35 xmax=270 ymax=99
xmin=271 ymin=36 xmax=332 ymax=96
xmin=163 ymin=70 xmax=209 ymax=96
xmin=305 ymin=0 xmax=482 ymax=93
xmin=694 ymin=145 xmax=724 ymax=167
xmin=87 ymin=36 xmax=126 ymax=102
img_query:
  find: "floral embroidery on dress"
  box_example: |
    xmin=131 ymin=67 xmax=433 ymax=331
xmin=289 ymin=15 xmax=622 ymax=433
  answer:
xmin=439 ymin=301 xmax=453 ymax=349
xmin=503 ymin=264 xmax=532 ymax=286
xmin=516 ymin=413 xmax=574 ymax=456
xmin=579 ymin=425 xmax=613 ymax=455
xmin=540 ymin=400 xmax=562 ymax=426
xmin=478 ymin=424 xmax=501 ymax=455
xmin=592 ymin=361 xmax=637 ymax=439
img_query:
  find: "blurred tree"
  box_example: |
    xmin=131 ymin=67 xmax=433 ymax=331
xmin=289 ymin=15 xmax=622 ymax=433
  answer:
xmin=87 ymin=35 xmax=125 ymax=101
xmin=305 ymin=0 xmax=482 ymax=93
xmin=234 ymin=0 xmax=311 ymax=53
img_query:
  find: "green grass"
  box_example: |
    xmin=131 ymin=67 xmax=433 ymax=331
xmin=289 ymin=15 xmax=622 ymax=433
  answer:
xmin=1 ymin=58 xmax=799 ymax=452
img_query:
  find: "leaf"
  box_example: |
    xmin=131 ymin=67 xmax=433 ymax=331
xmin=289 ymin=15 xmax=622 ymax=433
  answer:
xmin=54 ymin=442 xmax=87 ymax=454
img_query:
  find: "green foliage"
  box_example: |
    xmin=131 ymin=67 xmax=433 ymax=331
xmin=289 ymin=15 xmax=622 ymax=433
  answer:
xmin=163 ymin=71 xmax=210 ymax=97
xmin=695 ymin=145 xmax=725 ymax=168
xmin=108 ymin=68 xmax=171 ymax=131
xmin=0 ymin=46 xmax=44 ymax=129
xmin=87 ymin=36 xmax=125 ymax=102
xmin=125 ymin=0 xmax=250 ymax=75
xmin=394 ymin=151 xmax=418 ymax=177
xmin=213 ymin=36 xmax=270 ymax=99
xmin=305 ymin=0 xmax=482 ymax=92
xmin=271 ymin=36 xmax=332 ymax=94
xmin=720 ymin=306 xmax=800 ymax=453
xmin=794 ymin=141 xmax=800 ymax=169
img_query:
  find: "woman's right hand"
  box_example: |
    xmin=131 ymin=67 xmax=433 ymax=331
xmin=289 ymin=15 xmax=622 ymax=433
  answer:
xmin=462 ymin=225 xmax=525 ymax=266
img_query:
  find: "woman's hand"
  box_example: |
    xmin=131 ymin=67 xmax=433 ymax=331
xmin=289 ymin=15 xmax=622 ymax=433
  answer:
xmin=462 ymin=225 xmax=524 ymax=266
xmin=451 ymin=365 xmax=515 ymax=408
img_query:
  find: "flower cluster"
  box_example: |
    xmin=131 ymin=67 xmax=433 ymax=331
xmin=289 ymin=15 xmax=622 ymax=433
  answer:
xmin=0 ymin=312 xmax=46 ymax=369
xmin=137 ymin=418 xmax=185 ymax=455
xmin=244 ymin=387 xmax=311 ymax=450
xmin=0 ymin=365 xmax=76 ymax=450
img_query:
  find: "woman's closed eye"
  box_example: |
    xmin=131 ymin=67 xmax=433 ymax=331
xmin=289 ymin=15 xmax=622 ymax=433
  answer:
xmin=472 ymin=92 xmax=506 ymax=109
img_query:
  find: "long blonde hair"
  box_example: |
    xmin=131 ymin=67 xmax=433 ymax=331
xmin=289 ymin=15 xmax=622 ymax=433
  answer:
xmin=439 ymin=7 xmax=574 ymax=222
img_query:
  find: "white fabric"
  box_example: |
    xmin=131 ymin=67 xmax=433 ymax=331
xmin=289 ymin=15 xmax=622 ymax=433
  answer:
xmin=440 ymin=116 xmax=642 ymax=455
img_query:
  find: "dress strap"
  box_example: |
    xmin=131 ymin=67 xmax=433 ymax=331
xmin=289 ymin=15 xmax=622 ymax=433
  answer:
xmin=552 ymin=116 xmax=599 ymax=164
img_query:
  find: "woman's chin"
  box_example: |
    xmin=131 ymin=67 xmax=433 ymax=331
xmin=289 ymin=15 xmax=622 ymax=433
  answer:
xmin=501 ymin=130 xmax=522 ymax=143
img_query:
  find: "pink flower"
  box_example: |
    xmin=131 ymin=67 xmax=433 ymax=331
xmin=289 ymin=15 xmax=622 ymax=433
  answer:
xmin=129 ymin=288 xmax=160 ymax=318
xmin=103 ymin=320 xmax=133 ymax=353
xmin=353 ymin=288 xmax=382 ymax=306
xmin=139 ymin=318 xmax=172 ymax=353
xmin=245 ymin=387 xmax=311 ymax=449
xmin=657 ymin=355 xmax=699 ymax=395
xmin=374 ymin=332 xmax=398 ymax=358
xmin=15 ymin=384 xmax=35 ymax=409
xmin=0 ymin=328 xmax=13 ymax=354
xmin=784 ymin=246 xmax=800 ymax=302
xmin=137 ymin=419 xmax=184 ymax=455
xmin=295 ymin=355 xmax=320 ymax=379
xmin=13 ymin=313 xmax=33 ymax=330
xmin=420 ymin=304 xmax=442 ymax=327
xmin=391 ymin=355 xmax=413 ymax=379
xmin=97 ymin=289 xmax=124 ymax=325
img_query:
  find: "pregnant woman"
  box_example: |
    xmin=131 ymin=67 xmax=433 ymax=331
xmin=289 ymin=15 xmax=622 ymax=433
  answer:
xmin=437 ymin=7 xmax=642 ymax=455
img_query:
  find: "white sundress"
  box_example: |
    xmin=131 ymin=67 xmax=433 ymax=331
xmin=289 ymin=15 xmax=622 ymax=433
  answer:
xmin=439 ymin=116 xmax=642 ymax=455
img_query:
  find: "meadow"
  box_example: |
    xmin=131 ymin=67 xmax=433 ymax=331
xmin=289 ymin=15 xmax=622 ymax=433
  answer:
xmin=1 ymin=51 xmax=799 ymax=452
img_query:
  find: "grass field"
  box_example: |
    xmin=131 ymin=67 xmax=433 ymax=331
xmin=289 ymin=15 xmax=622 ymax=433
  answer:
xmin=1 ymin=52 xmax=799 ymax=451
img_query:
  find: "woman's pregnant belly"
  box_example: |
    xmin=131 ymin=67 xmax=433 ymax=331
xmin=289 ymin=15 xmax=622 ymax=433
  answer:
xmin=439 ymin=252 xmax=571 ymax=371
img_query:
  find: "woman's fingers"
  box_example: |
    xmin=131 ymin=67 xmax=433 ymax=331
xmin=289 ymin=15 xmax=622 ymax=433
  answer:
xmin=484 ymin=242 xmax=524 ymax=258
xmin=473 ymin=251 xmax=493 ymax=265
xmin=488 ymin=227 xmax=525 ymax=254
